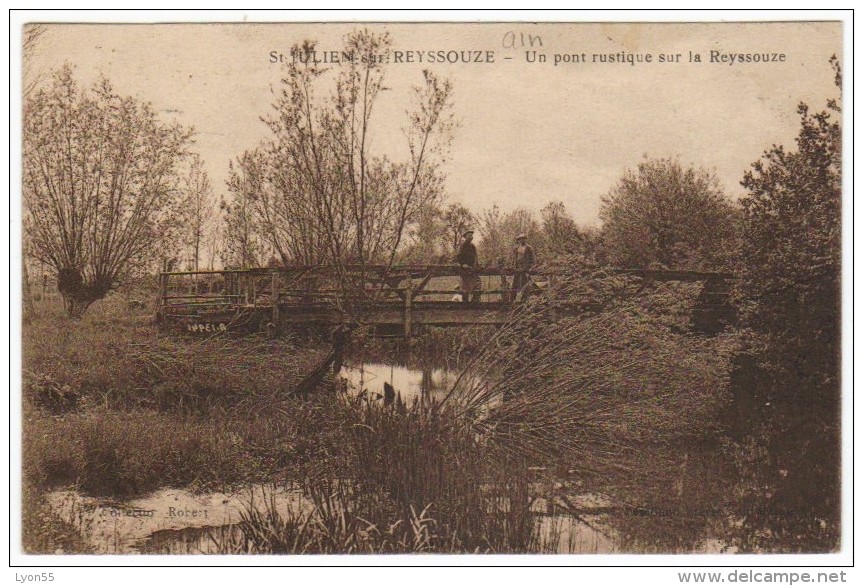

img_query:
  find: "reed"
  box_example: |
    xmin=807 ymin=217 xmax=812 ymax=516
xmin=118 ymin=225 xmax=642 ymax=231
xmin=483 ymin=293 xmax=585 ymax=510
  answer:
xmin=442 ymin=270 xmax=737 ymax=476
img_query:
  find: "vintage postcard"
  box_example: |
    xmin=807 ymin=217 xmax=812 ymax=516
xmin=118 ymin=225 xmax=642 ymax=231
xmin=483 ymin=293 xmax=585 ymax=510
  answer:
xmin=13 ymin=15 xmax=849 ymax=566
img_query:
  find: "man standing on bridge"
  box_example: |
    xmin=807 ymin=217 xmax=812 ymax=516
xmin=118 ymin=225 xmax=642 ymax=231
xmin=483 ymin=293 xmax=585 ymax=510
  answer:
xmin=455 ymin=229 xmax=482 ymax=303
xmin=512 ymin=233 xmax=535 ymax=301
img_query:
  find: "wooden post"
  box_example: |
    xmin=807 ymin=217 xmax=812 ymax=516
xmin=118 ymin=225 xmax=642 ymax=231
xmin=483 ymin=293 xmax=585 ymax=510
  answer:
xmin=271 ymin=271 xmax=279 ymax=329
xmin=156 ymin=272 xmax=168 ymax=321
xmin=404 ymin=275 xmax=413 ymax=340
xmin=23 ymin=260 xmax=35 ymax=324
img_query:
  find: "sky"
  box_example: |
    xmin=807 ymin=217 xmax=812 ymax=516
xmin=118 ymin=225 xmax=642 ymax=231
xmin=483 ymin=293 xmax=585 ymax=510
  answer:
xmin=25 ymin=20 xmax=842 ymax=227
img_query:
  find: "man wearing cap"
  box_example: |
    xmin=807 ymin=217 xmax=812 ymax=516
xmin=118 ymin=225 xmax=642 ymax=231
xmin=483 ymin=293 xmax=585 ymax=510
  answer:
xmin=512 ymin=233 xmax=535 ymax=301
xmin=454 ymin=229 xmax=482 ymax=303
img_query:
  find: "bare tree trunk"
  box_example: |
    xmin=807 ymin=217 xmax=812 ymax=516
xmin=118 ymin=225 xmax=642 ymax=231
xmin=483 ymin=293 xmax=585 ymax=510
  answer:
xmin=60 ymin=293 xmax=97 ymax=319
xmin=23 ymin=260 xmax=36 ymax=324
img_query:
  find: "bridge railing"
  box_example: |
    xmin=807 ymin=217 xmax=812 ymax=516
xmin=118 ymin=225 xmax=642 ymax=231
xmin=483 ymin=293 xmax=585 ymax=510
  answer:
xmin=158 ymin=265 xmax=550 ymax=303
xmin=156 ymin=265 xmax=734 ymax=336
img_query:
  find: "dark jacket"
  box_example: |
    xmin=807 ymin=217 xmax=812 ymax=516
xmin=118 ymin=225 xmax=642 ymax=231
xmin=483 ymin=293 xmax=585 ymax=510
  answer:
xmin=455 ymin=241 xmax=478 ymax=268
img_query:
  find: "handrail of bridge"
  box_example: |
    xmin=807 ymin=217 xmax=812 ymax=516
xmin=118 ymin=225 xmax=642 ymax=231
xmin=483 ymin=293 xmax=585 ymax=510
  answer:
xmin=160 ymin=264 xmax=542 ymax=278
xmin=157 ymin=266 xmax=733 ymax=308
xmin=158 ymin=264 xmax=733 ymax=279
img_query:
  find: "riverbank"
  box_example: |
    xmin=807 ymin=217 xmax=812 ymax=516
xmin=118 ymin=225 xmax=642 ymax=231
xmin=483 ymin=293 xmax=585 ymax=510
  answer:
xmin=21 ymin=297 xmax=330 ymax=552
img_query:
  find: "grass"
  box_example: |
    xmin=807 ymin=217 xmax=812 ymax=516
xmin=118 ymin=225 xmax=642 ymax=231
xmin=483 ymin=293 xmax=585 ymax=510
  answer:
xmin=445 ymin=273 xmax=736 ymax=463
xmin=216 ymin=396 xmax=559 ymax=554
xmin=21 ymin=295 xmax=331 ymax=552
xmin=21 ymin=481 xmax=93 ymax=554
xmin=24 ymin=405 xmax=302 ymax=497
xmin=24 ymin=296 xmax=327 ymax=414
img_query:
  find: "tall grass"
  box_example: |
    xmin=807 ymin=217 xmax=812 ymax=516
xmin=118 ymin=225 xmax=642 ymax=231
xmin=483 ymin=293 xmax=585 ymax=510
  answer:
xmin=218 ymin=395 xmax=552 ymax=553
xmin=24 ymin=406 xmax=309 ymax=496
xmin=22 ymin=295 xmax=331 ymax=501
xmin=443 ymin=271 xmax=737 ymax=472
xmin=23 ymin=299 xmax=326 ymax=414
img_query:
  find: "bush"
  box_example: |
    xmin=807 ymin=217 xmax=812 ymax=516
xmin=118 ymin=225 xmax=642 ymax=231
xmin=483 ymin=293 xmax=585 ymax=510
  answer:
xmin=223 ymin=395 xmax=552 ymax=554
xmin=23 ymin=407 xmax=312 ymax=497
xmin=23 ymin=298 xmax=326 ymax=413
xmin=447 ymin=271 xmax=737 ymax=472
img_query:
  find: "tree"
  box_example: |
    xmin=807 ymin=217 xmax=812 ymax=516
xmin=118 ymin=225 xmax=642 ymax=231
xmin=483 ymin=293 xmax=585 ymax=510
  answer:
xmin=740 ymin=72 xmax=841 ymax=357
xmin=443 ymin=203 xmax=476 ymax=255
xmin=479 ymin=207 xmax=541 ymax=267
xmin=22 ymin=25 xmax=48 ymax=324
xmin=599 ymin=157 xmax=738 ymax=271
xmin=539 ymin=201 xmax=581 ymax=257
xmin=222 ymin=153 xmax=268 ymax=268
xmin=234 ymin=30 xmax=454 ymax=306
xmin=400 ymin=200 xmax=450 ymax=264
xmin=178 ymin=155 xmax=215 ymax=273
xmin=23 ymin=24 xmax=47 ymax=98
xmin=732 ymin=56 xmax=841 ymax=551
xmin=23 ymin=65 xmax=194 ymax=316
xmin=476 ymin=205 xmax=505 ymax=265
xmin=202 ymin=216 xmax=224 ymax=271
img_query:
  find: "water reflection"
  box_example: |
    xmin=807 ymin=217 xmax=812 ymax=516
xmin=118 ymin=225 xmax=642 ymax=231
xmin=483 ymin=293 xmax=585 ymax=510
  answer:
xmin=46 ymin=476 xmax=735 ymax=554
xmin=46 ymin=484 xmax=312 ymax=554
xmin=585 ymin=444 xmax=738 ymax=553
xmin=339 ymin=361 xmax=460 ymax=404
xmin=337 ymin=361 xmax=738 ymax=553
xmin=47 ymin=482 xmax=629 ymax=554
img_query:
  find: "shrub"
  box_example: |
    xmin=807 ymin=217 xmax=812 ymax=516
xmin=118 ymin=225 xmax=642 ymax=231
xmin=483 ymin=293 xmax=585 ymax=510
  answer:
xmin=446 ymin=270 xmax=737 ymax=474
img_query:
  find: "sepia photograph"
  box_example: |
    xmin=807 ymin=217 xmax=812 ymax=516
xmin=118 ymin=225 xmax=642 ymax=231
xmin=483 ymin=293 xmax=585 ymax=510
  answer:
xmin=13 ymin=13 xmax=848 ymax=563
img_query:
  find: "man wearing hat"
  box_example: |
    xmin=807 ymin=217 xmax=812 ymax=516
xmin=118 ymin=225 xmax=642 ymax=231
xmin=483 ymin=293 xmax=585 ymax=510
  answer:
xmin=454 ymin=229 xmax=482 ymax=303
xmin=512 ymin=233 xmax=535 ymax=301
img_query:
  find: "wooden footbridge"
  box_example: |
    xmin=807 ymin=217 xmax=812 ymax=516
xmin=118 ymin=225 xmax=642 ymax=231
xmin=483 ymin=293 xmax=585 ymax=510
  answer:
xmin=155 ymin=264 xmax=735 ymax=338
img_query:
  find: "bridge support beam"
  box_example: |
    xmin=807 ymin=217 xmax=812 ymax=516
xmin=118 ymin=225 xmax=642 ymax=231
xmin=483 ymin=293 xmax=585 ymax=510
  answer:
xmin=271 ymin=272 xmax=280 ymax=330
xmin=156 ymin=272 xmax=168 ymax=321
xmin=404 ymin=276 xmax=412 ymax=341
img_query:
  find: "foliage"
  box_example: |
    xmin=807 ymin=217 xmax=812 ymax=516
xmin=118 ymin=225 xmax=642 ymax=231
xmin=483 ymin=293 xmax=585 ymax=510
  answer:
xmin=399 ymin=201 xmax=451 ymax=264
xmin=390 ymin=200 xmax=474 ymax=265
xmin=23 ymin=65 xmax=194 ymax=316
xmin=221 ymin=395 xmax=559 ymax=554
xmin=730 ymin=56 xmax=842 ymax=552
xmin=23 ymin=281 xmax=742 ymax=553
xmin=599 ymin=157 xmax=739 ymax=271
xmin=22 ymin=297 xmax=326 ymax=414
xmin=23 ymin=24 xmax=48 ymax=98
xmin=446 ymin=271 xmax=737 ymax=468
xmin=22 ymin=297 xmax=334 ymax=497
xmin=739 ymin=64 xmax=841 ymax=387
xmin=400 ymin=200 xmax=586 ymax=268
xmin=441 ymin=202 xmax=476 ymax=256
xmin=21 ymin=481 xmax=93 ymax=554
xmin=540 ymin=201 xmax=582 ymax=256
xmin=477 ymin=206 xmax=542 ymax=267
